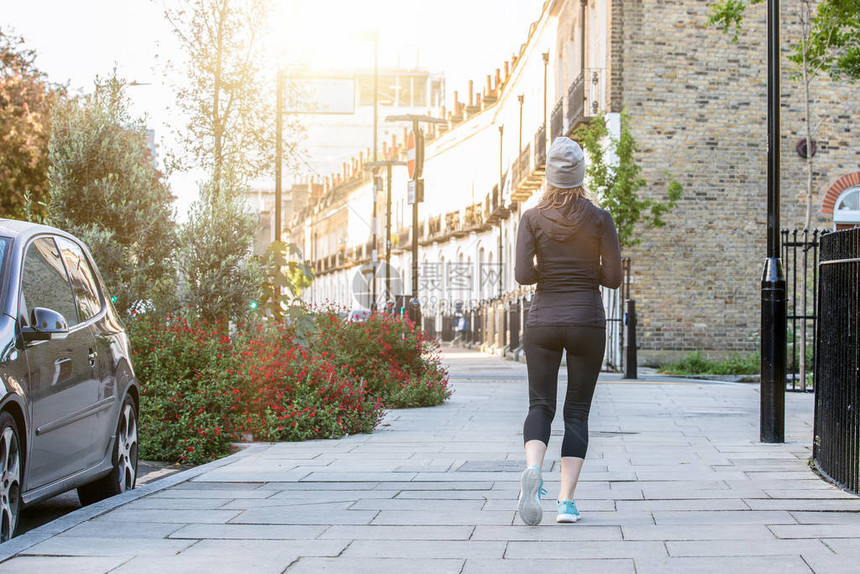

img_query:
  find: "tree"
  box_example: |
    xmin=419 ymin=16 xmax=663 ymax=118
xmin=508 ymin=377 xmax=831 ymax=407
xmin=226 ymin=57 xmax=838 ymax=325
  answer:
xmin=162 ymin=0 xmax=274 ymax=190
xmin=0 ymin=29 xmax=55 ymax=219
xmin=257 ymin=241 xmax=314 ymax=322
xmin=176 ymin=170 xmax=262 ymax=323
xmin=708 ymin=0 xmax=860 ymax=228
xmin=47 ymin=75 xmax=176 ymax=315
xmin=573 ymin=111 xmax=682 ymax=249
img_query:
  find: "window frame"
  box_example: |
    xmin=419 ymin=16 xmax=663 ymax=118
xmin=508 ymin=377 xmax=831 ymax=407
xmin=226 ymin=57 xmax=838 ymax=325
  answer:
xmin=833 ymin=186 xmax=860 ymax=225
xmin=18 ymin=234 xmax=81 ymax=330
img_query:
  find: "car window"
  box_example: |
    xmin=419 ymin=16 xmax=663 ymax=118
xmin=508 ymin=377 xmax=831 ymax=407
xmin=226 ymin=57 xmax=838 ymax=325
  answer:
xmin=21 ymin=237 xmax=79 ymax=327
xmin=0 ymin=237 xmax=7 ymax=273
xmin=57 ymin=237 xmax=103 ymax=322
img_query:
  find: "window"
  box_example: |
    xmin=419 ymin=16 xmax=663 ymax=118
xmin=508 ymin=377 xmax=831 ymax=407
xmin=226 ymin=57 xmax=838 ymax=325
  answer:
xmin=57 ymin=238 xmax=103 ymax=322
xmin=21 ymin=237 xmax=78 ymax=327
xmin=834 ymin=187 xmax=860 ymax=228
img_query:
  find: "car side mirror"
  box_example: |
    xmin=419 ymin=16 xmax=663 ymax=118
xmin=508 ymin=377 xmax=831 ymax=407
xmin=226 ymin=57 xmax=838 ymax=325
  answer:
xmin=21 ymin=307 xmax=69 ymax=342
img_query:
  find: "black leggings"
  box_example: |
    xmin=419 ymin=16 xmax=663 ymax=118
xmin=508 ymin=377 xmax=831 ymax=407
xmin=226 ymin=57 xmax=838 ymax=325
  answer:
xmin=523 ymin=325 xmax=605 ymax=458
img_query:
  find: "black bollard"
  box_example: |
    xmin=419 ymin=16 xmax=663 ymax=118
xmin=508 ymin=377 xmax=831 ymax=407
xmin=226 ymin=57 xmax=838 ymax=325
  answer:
xmin=625 ymin=299 xmax=638 ymax=380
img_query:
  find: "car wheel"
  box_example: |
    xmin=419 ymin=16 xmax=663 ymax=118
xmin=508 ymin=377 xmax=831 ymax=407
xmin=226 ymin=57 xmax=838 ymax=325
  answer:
xmin=0 ymin=411 xmax=22 ymax=542
xmin=77 ymin=395 xmax=138 ymax=505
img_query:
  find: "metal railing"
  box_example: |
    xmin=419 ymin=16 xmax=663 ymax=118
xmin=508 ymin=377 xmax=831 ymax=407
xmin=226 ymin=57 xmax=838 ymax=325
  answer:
xmin=602 ymin=258 xmax=632 ymax=371
xmin=443 ymin=258 xmax=633 ymax=372
xmin=550 ymin=98 xmax=564 ymax=142
xmin=813 ymin=227 xmax=860 ymax=495
xmin=567 ymin=72 xmax=585 ymax=130
xmin=534 ymin=124 xmax=546 ymax=168
xmin=567 ymin=68 xmax=606 ymax=133
xmin=511 ymin=143 xmax=532 ymax=192
xmin=782 ymin=228 xmax=827 ymax=392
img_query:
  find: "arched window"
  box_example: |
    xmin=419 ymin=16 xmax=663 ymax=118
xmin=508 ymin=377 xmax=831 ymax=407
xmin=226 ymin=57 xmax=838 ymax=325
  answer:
xmin=834 ymin=186 xmax=860 ymax=230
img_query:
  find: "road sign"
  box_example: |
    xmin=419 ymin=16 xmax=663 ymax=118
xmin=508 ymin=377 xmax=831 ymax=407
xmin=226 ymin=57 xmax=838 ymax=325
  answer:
xmin=406 ymin=129 xmax=424 ymax=180
xmin=407 ymin=179 xmax=424 ymax=204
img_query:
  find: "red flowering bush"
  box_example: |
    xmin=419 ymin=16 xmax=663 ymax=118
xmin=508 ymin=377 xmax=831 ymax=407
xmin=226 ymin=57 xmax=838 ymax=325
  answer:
xmin=130 ymin=314 xmax=246 ymax=464
xmin=246 ymin=343 xmax=382 ymax=441
xmin=128 ymin=309 xmax=445 ymax=464
xmin=307 ymin=310 xmax=451 ymax=408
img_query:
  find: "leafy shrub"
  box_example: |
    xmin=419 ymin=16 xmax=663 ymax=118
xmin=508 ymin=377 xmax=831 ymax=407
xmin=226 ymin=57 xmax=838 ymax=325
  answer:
xmin=247 ymin=343 xmax=383 ymax=441
xmin=128 ymin=309 xmax=448 ymax=464
xmin=130 ymin=314 xmax=247 ymax=464
xmin=659 ymin=350 xmax=760 ymax=376
xmin=307 ymin=310 xmax=451 ymax=408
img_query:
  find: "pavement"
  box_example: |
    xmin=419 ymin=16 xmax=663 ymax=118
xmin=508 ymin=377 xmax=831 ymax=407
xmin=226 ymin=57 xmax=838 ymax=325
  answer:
xmin=2 ymin=347 xmax=859 ymax=573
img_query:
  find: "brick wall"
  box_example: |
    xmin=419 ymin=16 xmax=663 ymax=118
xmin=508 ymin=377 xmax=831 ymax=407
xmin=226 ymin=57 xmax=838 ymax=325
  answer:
xmin=616 ymin=0 xmax=860 ymax=357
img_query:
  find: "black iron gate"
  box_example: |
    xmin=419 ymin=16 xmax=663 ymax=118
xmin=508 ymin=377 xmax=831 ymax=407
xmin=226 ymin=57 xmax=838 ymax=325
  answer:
xmin=782 ymin=229 xmax=827 ymax=392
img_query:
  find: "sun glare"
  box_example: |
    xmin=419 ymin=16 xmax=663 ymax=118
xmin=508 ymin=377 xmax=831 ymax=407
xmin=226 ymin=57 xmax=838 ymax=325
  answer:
xmin=272 ymin=0 xmax=421 ymax=75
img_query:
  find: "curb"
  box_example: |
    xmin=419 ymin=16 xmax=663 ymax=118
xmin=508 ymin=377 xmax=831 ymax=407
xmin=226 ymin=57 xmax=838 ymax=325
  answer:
xmin=0 ymin=442 xmax=270 ymax=563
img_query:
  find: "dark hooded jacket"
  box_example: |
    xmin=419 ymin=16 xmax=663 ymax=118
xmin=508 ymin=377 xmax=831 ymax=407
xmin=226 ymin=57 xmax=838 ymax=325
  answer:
xmin=515 ymin=196 xmax=623 ymax=327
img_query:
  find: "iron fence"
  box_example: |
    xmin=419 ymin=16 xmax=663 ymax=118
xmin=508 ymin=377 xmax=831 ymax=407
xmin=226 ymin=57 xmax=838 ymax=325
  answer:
xmin=782 ymin=229 xmax=828 ymax=392
xmin=602 ymin=257 xmax=632 ymax=372
xmin=443 ymin=258 xmax=632 ymax=372
xmin=812 ymin=227 xmax=859 ymax=495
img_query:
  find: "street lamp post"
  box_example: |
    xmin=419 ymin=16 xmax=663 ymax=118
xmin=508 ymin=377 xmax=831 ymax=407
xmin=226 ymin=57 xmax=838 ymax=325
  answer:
xmin=498 ymin=124 xmax=504 ymax=300
xmin=371 ymin=33 xmax=379 ymax=311
xmin=761 ymin=0 xmax=786 ymax=443
xmin=386 ymin=114 xmax=447 ymax=324
xmin=367 ymin=160 xmax=407 ymax=309
xmin=275 ymin=70 xmax=284 ymax=244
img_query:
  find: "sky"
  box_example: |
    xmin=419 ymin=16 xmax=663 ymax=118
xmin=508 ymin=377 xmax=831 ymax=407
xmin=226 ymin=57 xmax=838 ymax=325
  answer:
xmin=0 ymin=0 xmax=547 ymax=215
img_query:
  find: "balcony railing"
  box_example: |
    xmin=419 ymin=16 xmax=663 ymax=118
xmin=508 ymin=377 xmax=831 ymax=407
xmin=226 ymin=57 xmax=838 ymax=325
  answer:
xmin=464 ymin=202 xmax=484 ymax=230
xmin=485 ymin=184 xmax=509 ymax=223
xmin=445 ymin=210 xmax=461 ymax=235
xmin=567 ymin=68 xmax=606 ymax=132
xmin=534 ymin=124 xmax=546 ymax=168
xmin=550 ymin=97 xmax=564 ymax=141
xmin=428 ymin=216 xmax=441 ymax=238
xmin=567 ymin=72 xmax=585 ymax=130
xmin=511 ymin=143 xmax=532 ymax=194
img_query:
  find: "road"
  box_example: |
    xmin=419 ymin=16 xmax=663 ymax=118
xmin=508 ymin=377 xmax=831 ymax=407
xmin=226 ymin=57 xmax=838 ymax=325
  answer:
xmin=17 ymin=461 xmax=191 ymax=536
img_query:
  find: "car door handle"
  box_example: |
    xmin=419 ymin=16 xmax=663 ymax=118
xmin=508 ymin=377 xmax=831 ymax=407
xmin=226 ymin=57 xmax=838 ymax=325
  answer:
xmin=88 ymin=349 xmax=98 ymax=368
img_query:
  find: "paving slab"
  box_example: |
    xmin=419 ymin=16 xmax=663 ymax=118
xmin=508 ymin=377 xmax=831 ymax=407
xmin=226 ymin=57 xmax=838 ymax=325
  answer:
xmin=461 ymin=558 xmax=636 ymax=574
xmin=2 ymin=347 xmax=858 ymax=573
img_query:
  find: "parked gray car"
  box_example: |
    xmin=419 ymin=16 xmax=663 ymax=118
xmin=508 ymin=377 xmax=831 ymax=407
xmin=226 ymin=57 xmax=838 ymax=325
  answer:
xmin=0 ymin=219 xmax=139 ymax=541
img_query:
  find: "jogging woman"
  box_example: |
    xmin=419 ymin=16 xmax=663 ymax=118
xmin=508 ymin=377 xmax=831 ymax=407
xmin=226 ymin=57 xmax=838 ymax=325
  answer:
xmin=514 ymin=136 xmax=623 ymax=525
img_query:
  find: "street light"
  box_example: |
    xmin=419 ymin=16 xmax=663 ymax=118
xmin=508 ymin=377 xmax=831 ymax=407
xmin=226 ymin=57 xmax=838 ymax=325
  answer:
xmin=498 ymin=124 xmax=504 ymax=300
xmin=366 ymin=159 xmax=407 ymax=309
xmin=761 ymin=0 xmax=786 ymax=443
xmin=385 ymin=114 xmax=447 ymax=324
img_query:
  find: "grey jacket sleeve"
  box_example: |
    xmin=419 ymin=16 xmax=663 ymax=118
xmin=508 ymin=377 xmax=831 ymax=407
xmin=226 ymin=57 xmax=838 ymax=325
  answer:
xmin=599 ymin=211 xmax=623 ymax=289
xmin=515 ymin=212 xmax=539 ymax=285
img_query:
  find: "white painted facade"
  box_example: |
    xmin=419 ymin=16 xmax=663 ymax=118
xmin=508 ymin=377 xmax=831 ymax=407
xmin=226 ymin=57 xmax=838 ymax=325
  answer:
xmin=291 ymin=0 xmax=618 ymax=321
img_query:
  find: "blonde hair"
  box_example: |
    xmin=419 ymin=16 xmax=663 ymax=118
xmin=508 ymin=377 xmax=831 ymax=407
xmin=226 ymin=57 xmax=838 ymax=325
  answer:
xmin=539 ymin=184 xmax=596 ymax=210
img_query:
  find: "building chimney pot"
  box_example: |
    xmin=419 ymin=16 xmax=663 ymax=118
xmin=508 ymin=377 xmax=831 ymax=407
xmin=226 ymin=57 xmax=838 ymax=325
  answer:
xmin=468 ymin=80 xmax=474 ymax=106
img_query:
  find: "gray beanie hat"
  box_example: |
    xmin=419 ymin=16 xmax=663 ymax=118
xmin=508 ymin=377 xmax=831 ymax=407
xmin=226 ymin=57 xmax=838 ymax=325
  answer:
xmin=546 ymin=136 xmax=585 ymax=188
